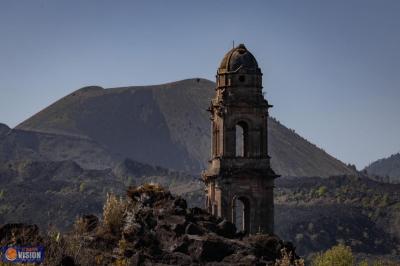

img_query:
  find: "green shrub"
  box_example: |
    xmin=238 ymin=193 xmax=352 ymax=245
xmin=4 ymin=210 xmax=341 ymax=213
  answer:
xmin=316 ymin=186 xmax=328 ymax=197
xmin=79 ymin=182 xmax=86 ymax=193
xmin=312 ymin=244 xmax=354 ymax=266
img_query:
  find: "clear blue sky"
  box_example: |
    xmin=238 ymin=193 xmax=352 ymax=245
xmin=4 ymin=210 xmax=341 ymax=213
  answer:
xmin=1 ymin=0 xmax=399 ymax=169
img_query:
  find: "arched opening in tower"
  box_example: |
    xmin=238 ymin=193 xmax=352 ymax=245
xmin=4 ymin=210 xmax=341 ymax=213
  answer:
xmin=232 ymin=196 xmax=250 ymax=233
xmin=235 ymin=122 xmax=249 ymax=157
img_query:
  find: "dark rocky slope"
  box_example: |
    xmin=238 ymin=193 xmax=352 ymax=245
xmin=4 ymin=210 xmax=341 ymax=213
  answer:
xmin=15 ymin=78 xmax=355 ymax=177
xmin=0 ymin=127 xmax=115 ymax=169
xmin=0 ymin=159 xmax=200 ymax=231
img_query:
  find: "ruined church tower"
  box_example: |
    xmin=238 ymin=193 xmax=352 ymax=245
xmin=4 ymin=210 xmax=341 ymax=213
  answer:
xmin=203 ymin=44 xmax=278 ymax=234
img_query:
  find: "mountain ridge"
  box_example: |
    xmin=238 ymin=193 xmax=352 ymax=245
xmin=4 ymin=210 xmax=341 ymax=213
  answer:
xmin=15 ymin=78 xmax=355 ymax=177
xmin=364 ymin=152 xmax=400 ymax=183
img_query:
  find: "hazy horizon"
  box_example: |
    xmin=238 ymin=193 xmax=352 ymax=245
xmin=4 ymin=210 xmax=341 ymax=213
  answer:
xmin=1 ymin=0 xmax=399 ymax=169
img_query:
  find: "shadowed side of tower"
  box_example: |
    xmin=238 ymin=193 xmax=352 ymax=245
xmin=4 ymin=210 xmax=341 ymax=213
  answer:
xmin=203 ymin=44 xmax=279 ymax=234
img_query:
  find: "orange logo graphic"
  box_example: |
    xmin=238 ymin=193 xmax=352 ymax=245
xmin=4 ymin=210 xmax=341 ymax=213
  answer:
xmin=5 ymin=247 xmax=17 ymax=261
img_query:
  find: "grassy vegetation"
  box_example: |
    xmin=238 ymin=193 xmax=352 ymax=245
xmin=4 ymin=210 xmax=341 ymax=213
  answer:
xmin=275 ymin=249 xmax=305 ymax=266
xmin=102 ymin=192 xmax=126 ymax=234
xmin=311 ymin=244 xmax=398 ymax=266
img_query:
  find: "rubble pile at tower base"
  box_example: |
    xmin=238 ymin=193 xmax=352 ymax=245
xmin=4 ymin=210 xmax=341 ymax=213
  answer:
xmin=0 ymin=184 xmax=300 ymax=266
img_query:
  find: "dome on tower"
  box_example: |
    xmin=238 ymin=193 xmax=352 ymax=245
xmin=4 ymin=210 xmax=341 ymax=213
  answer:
xmin=219 ymin=44 xmax=259 ymax=72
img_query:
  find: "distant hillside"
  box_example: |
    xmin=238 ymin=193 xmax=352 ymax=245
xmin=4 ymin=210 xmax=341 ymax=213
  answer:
xmin=0 ymin=126 xmax=116 ymax=169
xmin=0 ymin=123 xmax=10 ymax=136
xmin=0 ymin=159 xmax=199 ymax=230
xmin=274 ymin=176 xmax=400 ymax=257
xmin=268 ymin=118 xmax=353 ymax=177
xmin=15 ymin=78 xmax=355 ymax=177
xmin=364 ymin=153 xmax=400 ymax=183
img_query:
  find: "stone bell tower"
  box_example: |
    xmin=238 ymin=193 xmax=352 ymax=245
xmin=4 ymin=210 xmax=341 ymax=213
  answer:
xmin=203 ymin=44 xmax=278 ymax=234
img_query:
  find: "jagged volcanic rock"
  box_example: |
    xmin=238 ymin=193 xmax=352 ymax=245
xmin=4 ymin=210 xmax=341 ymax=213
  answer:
xmin=86 ymin=184 xmax=299 ymax=265
xmin=0 ymin=184 xmax=300 ymax=265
